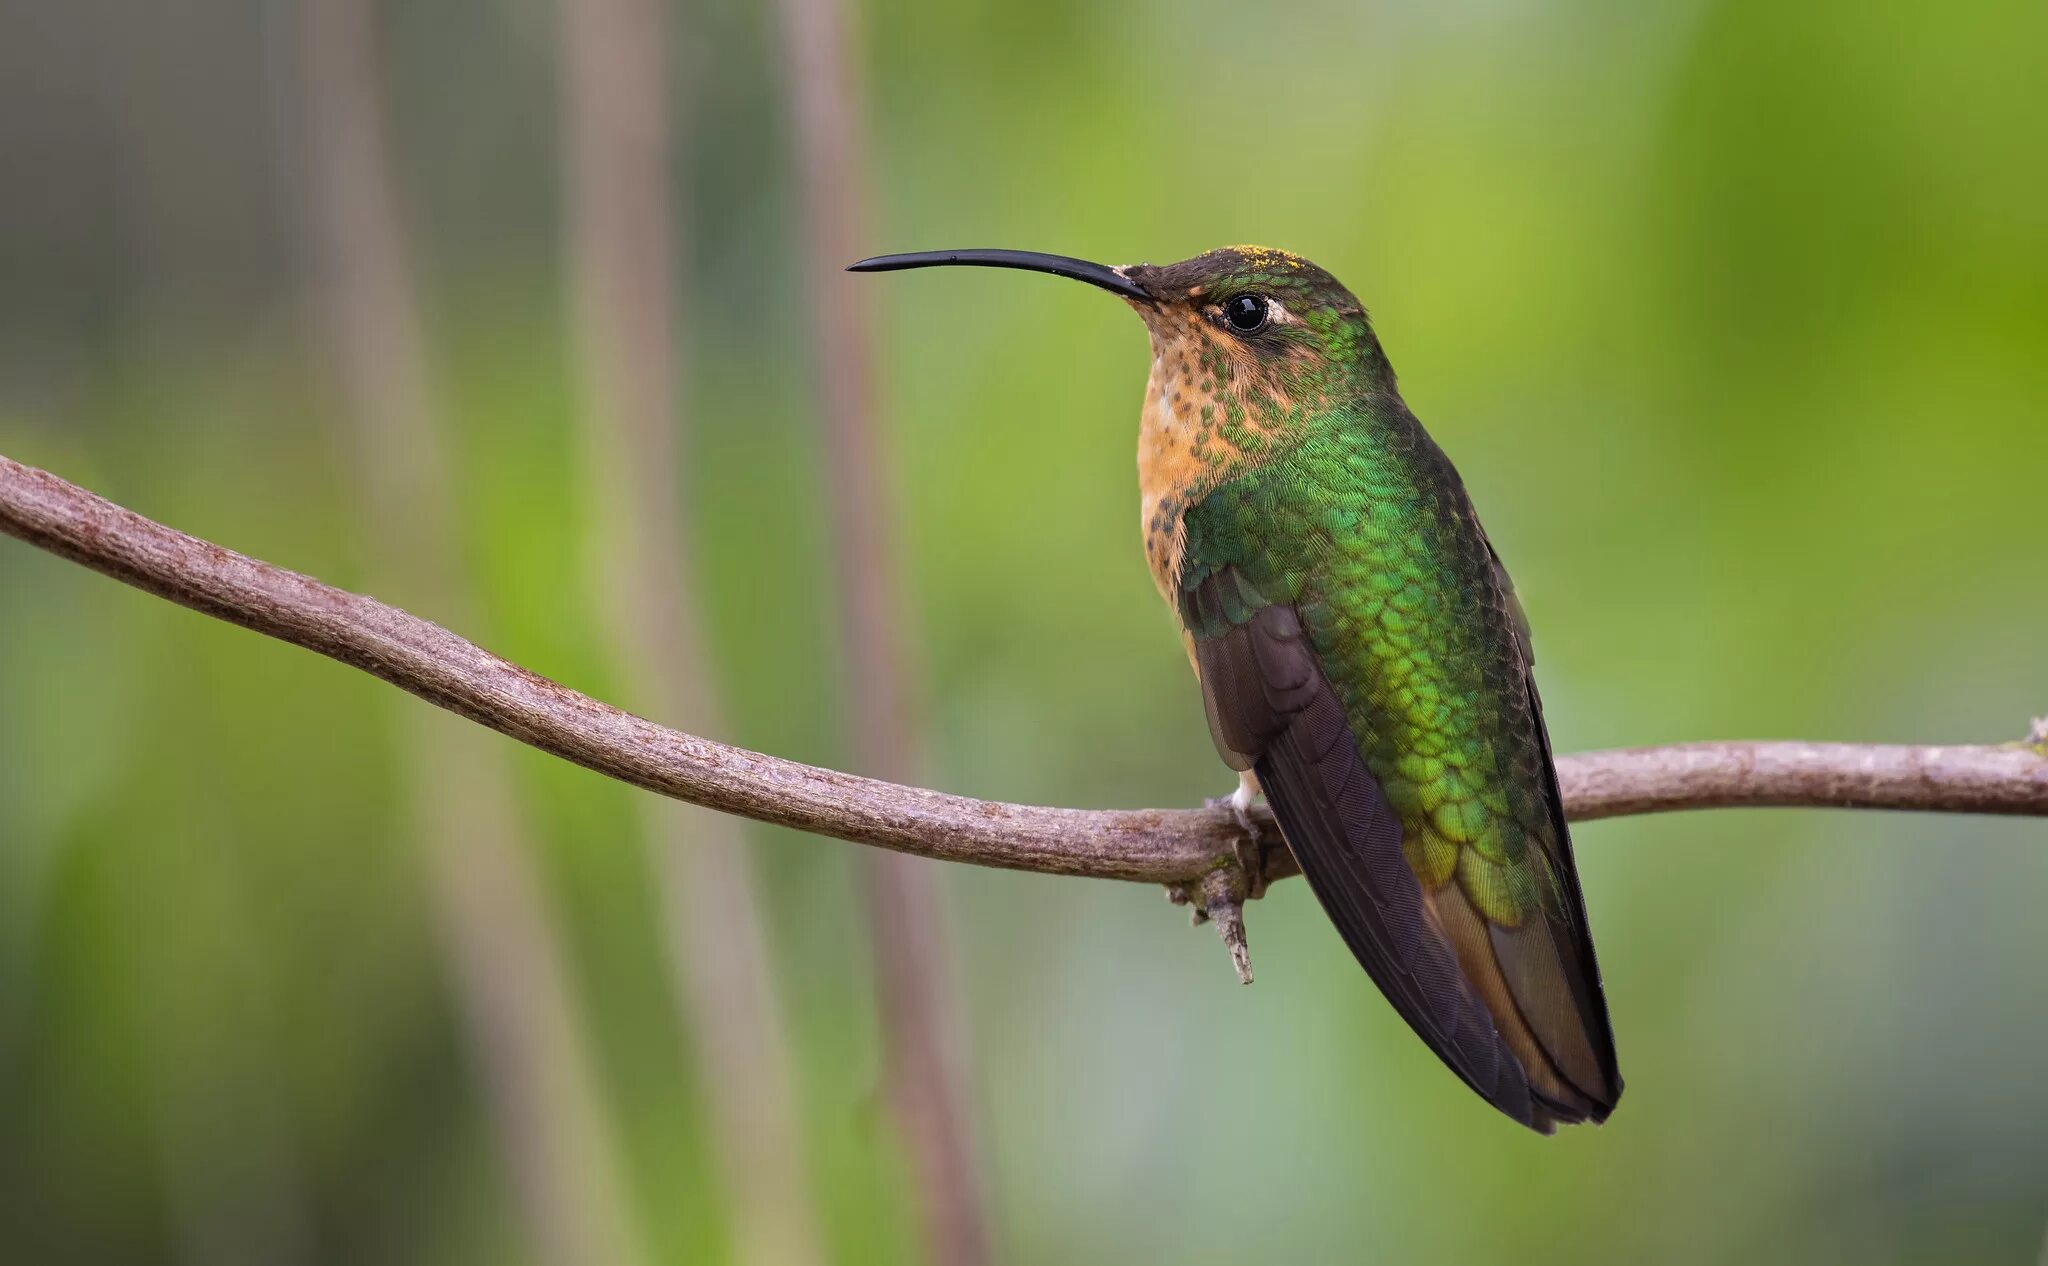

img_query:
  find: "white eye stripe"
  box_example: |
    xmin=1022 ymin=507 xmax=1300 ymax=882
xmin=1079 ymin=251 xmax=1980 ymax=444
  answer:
xmin=1264 ymin=299 xmax=1297 ymax=326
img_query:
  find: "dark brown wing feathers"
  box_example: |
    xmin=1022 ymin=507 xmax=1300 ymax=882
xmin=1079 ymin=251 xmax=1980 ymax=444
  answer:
xmin=1487 ymin=542 xmax=1623 ymax=1112
xmin=1191 ymin=584 xmax=1544 ymax=1128
xmin=1189 ymin=566 xmax=1619 ymax=1132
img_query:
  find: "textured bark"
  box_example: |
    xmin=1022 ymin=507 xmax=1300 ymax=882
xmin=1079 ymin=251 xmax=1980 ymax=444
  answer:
xmin=8 ymin=453 xmax=2044 ymax=891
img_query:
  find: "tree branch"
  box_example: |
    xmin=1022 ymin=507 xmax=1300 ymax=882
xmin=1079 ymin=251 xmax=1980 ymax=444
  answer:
xmin=5 ymin=452 xmax=2045 ymax=891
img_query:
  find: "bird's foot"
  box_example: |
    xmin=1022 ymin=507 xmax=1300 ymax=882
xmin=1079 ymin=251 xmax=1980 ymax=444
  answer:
xmin=1202 ymin=772 xmax=1269 ymax=900
xmin=1165 ymin=774 xmax=1267 ymax=984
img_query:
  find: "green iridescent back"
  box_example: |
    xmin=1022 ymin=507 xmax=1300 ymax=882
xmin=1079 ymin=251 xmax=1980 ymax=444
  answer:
xmin=1177 ymin=402 xmax=1562 ymax=928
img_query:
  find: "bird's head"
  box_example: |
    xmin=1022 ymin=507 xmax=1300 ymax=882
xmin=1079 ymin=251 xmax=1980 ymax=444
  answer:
xmin=849 ymin=245 xmax=1393 ymax=409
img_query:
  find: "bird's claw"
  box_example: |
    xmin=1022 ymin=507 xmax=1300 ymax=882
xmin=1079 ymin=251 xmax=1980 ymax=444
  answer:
xmin=1161 ymin=779 xmax=1265 ymax=983
xmin=1203 ymin=782 xmax=1268 ymax=901
xmin=1203 ymin=786 xmax=1260 ymax=837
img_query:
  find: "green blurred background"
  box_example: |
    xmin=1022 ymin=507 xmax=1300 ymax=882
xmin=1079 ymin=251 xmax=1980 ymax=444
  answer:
xmin=4 ymin=0 xmax=2047 ymax=1263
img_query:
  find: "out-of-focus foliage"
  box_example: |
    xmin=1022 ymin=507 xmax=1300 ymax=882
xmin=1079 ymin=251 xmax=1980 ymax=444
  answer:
xmin=3 ymin=1 xmax=2046 ymax=1263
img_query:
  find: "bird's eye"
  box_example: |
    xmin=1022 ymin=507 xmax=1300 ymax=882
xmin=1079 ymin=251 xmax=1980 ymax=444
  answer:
xmin=1224 ymin=294 xmax=1270 ymax=334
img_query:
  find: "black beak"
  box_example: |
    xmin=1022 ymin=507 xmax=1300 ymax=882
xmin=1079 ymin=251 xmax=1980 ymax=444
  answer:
xmin=847 ymin=249 xmax=1151 ymax=302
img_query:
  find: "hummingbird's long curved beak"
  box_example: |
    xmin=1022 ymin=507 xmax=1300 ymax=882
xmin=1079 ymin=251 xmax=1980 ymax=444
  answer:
xmin=847 ymin=249 xmax=1151 ymax=302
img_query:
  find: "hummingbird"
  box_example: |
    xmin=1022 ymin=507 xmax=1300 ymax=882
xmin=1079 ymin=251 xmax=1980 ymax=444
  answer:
xmin=850 ymin=246 xmax=1621 ymax=1132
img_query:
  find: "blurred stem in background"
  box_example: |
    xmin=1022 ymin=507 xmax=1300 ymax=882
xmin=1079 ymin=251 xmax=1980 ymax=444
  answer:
xmin=298 ymin=3 xmax=650 ymax=1263
xmin=773 ymin=0 xmax=994 ymax=1262
xmin=556 ymin=0 xmax=829 ymax=1263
